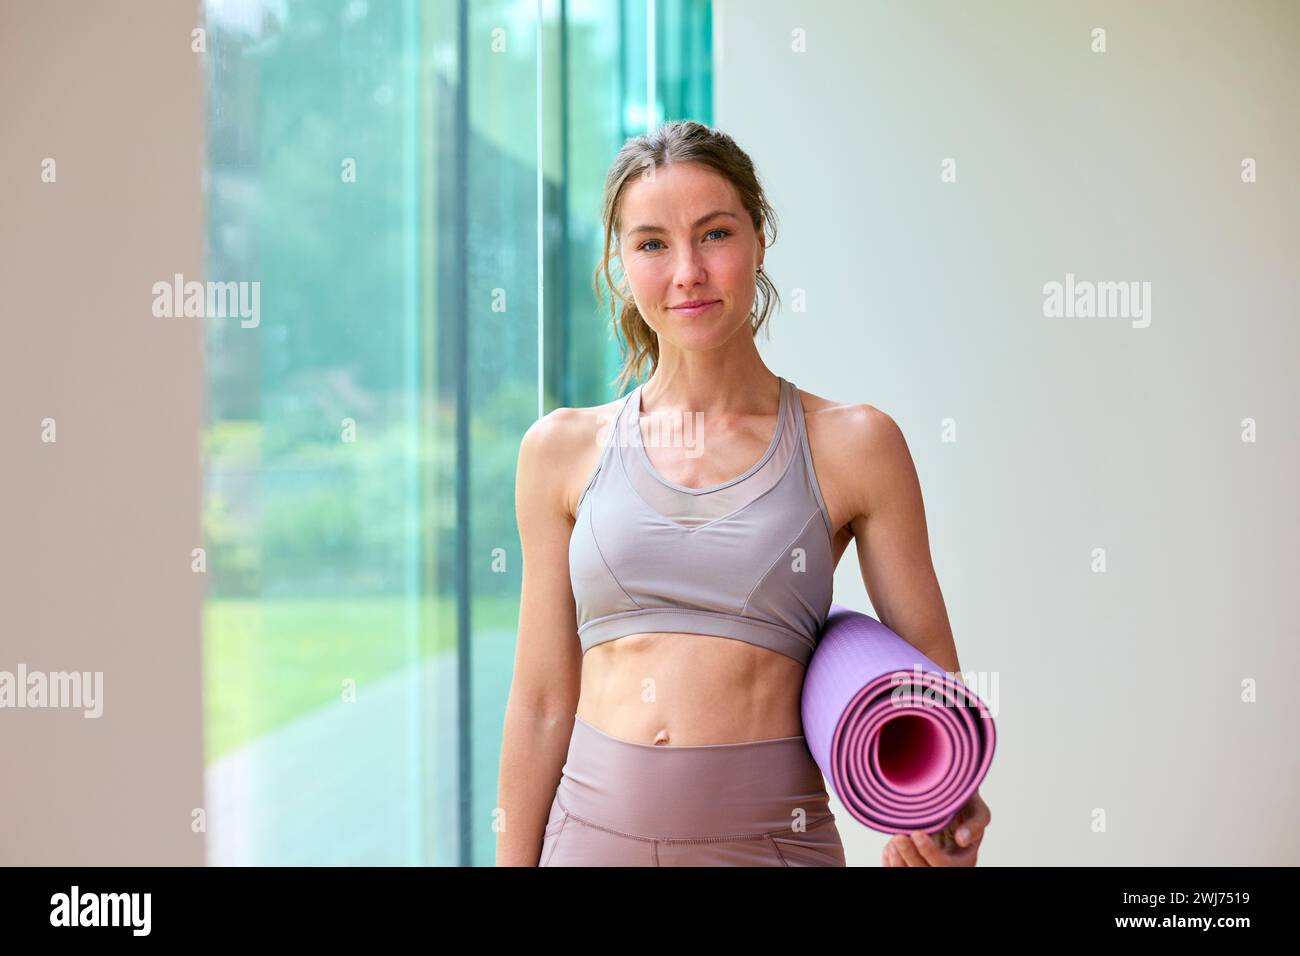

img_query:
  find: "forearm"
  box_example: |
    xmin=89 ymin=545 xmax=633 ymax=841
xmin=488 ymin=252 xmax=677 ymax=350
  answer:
xmin=495 ymin=700 xmax=575 ymax=866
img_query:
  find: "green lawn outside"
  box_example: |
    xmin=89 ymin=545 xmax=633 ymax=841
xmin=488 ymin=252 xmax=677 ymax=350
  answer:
xmin=201 ymin=594 xmax=520 ymax=764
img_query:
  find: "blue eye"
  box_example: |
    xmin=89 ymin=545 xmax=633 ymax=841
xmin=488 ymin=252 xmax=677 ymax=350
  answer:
xmin=638 ymin=229 xmax=729 ymax=252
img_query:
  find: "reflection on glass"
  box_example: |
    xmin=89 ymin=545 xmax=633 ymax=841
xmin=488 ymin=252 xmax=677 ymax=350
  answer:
xmin=201 ymin=0 xmax=711 ymax=866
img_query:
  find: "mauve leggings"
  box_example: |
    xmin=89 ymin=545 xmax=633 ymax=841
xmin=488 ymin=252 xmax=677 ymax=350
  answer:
xmin=539 ymin=714 xmax=847 ymax=866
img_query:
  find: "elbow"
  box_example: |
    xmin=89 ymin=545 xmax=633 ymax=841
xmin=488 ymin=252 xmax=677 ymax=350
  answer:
xmin=506 ymin=689 xmax=579 ymax=728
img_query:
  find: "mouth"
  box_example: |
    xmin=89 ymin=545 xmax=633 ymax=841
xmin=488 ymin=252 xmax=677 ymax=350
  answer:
xmin=669 ymin=299 xmax=721 ymax=316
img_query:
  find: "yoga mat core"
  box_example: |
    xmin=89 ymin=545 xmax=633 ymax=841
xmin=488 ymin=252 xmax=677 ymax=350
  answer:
xmin=877 ymin=713 xmax=951 ymax=794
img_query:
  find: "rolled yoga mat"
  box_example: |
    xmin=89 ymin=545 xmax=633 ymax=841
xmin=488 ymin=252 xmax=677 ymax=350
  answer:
xmin=801 ymin=603 xmax=996 ymax=836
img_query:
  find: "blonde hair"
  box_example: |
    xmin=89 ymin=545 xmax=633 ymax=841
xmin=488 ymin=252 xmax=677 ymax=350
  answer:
xmin=592 ymin=120 xmax=780 ymax=394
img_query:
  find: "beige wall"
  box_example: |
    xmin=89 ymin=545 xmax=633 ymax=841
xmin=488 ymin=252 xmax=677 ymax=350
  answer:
xmin=717 ymin=0 xmax=1300 ymax=865
xmin=0 ymin=0 xmax=206 ymax=864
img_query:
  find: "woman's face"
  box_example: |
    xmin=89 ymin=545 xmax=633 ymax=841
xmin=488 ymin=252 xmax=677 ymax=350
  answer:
xmin=616 ymin=161 xmax=763 ymax=350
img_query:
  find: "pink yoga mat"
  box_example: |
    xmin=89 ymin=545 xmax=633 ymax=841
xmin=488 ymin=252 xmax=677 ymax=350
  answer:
xmin=801 ymin=603 xmax=996 ymax=836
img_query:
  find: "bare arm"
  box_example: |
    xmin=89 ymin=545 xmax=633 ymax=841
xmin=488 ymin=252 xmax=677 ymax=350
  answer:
xmin=495 ymin=410 xmax=585 ymax=866
xmin=844 ymin=406 xmax=993 ymax=866
xmin=847 ymin=406 xmax=960 ymax=674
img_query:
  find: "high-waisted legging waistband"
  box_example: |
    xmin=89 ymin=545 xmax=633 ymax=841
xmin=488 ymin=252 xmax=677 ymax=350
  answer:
xmin=555 ymin=714 xmax=834 ymax=840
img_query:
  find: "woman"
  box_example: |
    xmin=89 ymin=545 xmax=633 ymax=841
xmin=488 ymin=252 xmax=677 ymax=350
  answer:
xmin=497 ymin=120 xmax=991 ymax=867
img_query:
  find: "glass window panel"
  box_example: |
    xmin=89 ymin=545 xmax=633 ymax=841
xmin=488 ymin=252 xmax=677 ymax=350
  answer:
xmin=201 ymin=0 xmax=711 ymax=867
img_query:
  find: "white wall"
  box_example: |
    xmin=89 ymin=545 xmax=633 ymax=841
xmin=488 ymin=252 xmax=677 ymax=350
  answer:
xmin=717 ymin=0 xmax=1299 ymax=865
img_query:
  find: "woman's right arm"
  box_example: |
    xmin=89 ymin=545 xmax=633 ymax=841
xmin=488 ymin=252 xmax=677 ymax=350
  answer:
xmin=495 ymin=409 xmax=585 ymax=866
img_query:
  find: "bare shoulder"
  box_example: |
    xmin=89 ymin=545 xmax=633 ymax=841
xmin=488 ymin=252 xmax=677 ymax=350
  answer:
xmin=518 ymin=394 xmax=626 ymax=521
xmin=794 ymin=384 xmax=904 ymax=455
xmin=793 ymin=385 xmax=911 ymax=523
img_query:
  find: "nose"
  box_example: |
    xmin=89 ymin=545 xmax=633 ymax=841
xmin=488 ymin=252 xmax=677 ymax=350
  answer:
xmin=672 ymin=245 xmax=707 ymax=290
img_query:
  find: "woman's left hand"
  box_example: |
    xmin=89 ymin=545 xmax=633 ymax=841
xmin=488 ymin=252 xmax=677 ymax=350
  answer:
xmin=881 ymin=790 xmax=991 ymax=867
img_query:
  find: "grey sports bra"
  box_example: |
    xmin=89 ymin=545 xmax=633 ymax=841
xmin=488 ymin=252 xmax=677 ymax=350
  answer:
xmin=568 ymin=376 xmax=835 ymax=666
